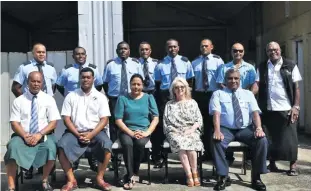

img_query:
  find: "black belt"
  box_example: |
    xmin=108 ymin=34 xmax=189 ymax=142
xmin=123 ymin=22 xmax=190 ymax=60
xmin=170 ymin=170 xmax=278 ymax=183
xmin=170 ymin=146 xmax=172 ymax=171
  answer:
xmin=107 ymin=96 xmax=118 ymax=100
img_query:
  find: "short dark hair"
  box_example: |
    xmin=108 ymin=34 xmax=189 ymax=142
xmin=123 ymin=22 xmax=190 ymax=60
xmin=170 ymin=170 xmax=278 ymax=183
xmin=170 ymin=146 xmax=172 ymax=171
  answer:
xmin=130 ymin=74 xmax=143 ymax=84
xmin=117 ymin=41 xmax=130 ymax=49
xmin=166 ymin=38 xmax=179 ymax=46
xmin=80 ymin=67 xmax=94 ymax=77
xmin=139 ymin=41 xmax=151 ymax=46
xmin=73 ymin=46 xmax=86 ymax=55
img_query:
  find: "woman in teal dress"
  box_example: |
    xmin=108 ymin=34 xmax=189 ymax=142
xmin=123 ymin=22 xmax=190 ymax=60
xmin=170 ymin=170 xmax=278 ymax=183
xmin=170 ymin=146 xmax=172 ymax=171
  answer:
xmin=115 ymin=74 xmax=159 ymax=190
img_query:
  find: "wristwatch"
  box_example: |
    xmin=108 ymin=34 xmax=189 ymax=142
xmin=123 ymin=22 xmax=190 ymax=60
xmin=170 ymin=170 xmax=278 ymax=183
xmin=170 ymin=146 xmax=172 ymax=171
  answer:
xmin=293 ymin=105 xmax=300 ymax=111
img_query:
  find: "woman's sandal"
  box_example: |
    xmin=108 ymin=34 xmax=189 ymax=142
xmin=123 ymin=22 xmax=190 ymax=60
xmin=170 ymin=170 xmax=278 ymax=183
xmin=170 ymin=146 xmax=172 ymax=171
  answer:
xmin=192 ymin=172 xmax=201 ymax=186
xmin=186 ymin=173 xmax=194 ymax=187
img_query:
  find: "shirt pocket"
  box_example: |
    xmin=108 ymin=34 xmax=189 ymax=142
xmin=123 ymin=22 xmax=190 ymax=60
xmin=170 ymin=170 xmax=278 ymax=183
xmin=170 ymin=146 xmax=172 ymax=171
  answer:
xmin=128 ymin=67 xmax=138 ymax=75
xmin=160 ymin=68 xmax=170 ymax=85
xmin=110 ymin=70 xmax=121 ymax=84
xmin=38 ymin=105 xmax=48 ymax=120
xmin=177 ymin=66 xmax=187 ymax=77
xmin=194 ymin=65 xmax=202 ymax=77
xmin=219 ymin=97 xmax=232 ymax=114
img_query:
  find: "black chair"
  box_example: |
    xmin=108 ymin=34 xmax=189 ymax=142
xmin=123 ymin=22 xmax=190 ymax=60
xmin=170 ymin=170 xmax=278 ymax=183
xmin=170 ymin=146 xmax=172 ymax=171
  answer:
xmin=112 ymin=139 xmax=152 ymax=186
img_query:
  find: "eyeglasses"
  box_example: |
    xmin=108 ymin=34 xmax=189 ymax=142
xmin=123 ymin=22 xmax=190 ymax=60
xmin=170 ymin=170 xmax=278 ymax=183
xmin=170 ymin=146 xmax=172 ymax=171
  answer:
xmin=232 ymin=49 xmax=244 ymax=53
xmin=174 ymin=85 xmax=185 ymax=90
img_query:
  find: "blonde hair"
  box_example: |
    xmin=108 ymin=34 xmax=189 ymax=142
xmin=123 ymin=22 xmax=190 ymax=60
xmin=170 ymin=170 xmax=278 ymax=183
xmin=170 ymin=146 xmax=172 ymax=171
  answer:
xmin=169 ymin=77 xmax=192 ymax=100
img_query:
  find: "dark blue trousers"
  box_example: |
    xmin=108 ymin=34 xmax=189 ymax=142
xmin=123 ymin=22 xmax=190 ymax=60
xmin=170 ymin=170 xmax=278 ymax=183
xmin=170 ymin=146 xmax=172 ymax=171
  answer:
xmin=213 ymin=126 xmax=268 ymax=176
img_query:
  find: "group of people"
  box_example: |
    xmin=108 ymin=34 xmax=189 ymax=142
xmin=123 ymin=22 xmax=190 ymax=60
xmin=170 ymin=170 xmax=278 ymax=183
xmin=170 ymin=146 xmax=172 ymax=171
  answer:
xmin=4 ymin=38 xmax=301 ymax=191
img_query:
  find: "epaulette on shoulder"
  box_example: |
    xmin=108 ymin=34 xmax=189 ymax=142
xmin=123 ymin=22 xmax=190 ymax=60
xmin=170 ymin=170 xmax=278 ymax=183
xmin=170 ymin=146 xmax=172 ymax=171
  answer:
xmin=213 ymin=54 xmax=221 ymax=59
xmin=23 ymin=61 xmax=31 ymax=66
xmin=194 ymin=56 xmax=201 ymax=61
xmin=88 ymin=63 xmax=97 ymax=69
xmin=64 ymin=64 xmax=73 ymax=69
xmin=132 ymin=58 xmax=139 ymax=63
xmin=181 ymin=56 xmax=189 ymax=62
xmin=152 ymin=58 xmax=159 ymax=63
xmin=46 ymin=62 xmax=54 ymax=67
xmin=106 ymin=59 xmax=114 ymax=65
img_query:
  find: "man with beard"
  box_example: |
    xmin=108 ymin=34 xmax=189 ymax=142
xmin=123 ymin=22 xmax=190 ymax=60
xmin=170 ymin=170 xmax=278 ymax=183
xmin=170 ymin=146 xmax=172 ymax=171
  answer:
xmin=257 ymin=41 xmax=302 ymax=176
xmin=58 ymin=67 xmax=112 ymax=191
xmin=153 ymin=39 xmax=194 ymax=168
xmin=56 ymin=46 xmax=103 ymax=172
xmin=192 ymin=38 xmax=224 ymax=161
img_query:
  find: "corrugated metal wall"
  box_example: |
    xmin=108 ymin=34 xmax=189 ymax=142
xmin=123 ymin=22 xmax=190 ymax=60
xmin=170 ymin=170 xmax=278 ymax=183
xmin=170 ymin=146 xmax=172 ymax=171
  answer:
xmin=77 ymin=1 xmax=123 ymax=75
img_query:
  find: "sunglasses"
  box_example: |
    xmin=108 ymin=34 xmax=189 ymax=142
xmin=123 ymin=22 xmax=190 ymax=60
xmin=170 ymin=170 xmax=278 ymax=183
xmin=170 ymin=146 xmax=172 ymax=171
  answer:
xmin=232 ymin=49 xmax=244 ymax=53
xmin=174 ymin=85 xmax=185 ymax=90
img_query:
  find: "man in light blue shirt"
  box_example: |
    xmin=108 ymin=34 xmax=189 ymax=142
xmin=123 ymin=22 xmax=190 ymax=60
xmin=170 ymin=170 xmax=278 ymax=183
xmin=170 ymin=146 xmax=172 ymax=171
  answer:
xmin=192 ymin=39 xmax=224 ymax=161
xmin=217 ymin=43 xmax=256 ymax=91
xmin=56 ymin=47 xmax=103 ymax=97
xmin=209 ymin=69 xmax=268 ymax=191
xmin=153 ymin=39 xmax=194 ymax=168
xmin=11 ymin=43 xmax=57 ymax=98
xmin=11 ymin=43 xmax=57 ymax=179
xmin=138 ymin=41 xmax=158 ymax=94
xmin=102 ymin=41 xmax=143 ymax=142
xmin=55 ymin=46 xmax=102 ymax=172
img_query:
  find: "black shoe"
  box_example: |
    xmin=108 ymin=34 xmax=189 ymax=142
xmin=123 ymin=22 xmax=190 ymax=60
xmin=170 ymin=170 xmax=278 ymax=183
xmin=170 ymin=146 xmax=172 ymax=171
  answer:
xmin=213 ymin=176 xmax=231 ymax=190
xmin=153 ymin=159 xmax=163 ymax=169
xmin=251 ymin=179 xmax=266 ymax=191
xmin=24 ymin=167 xmax=33 ymax=179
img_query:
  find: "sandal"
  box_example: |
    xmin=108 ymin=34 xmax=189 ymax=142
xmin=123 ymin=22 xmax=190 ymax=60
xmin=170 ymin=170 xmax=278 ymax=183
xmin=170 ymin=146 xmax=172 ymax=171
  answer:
xmin=287 ymin=168 xmax=299 ymax=176
xmin=42 ymin=180 xmax=53 ymax=191
xmin=186 ymin=173 xmax=194 ymax=187
xmin=60 ymin=181 xmax=78 ymax=191
xmin=192 ymin=172 xmax=201 ymax=186
xmin=97 ymin=179 xmax=112 ymax=191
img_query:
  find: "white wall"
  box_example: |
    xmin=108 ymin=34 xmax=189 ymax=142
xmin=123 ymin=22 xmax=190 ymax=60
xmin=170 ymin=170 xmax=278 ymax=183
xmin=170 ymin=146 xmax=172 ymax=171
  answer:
xmin=0 ymin=51 xmax=75 ymax=159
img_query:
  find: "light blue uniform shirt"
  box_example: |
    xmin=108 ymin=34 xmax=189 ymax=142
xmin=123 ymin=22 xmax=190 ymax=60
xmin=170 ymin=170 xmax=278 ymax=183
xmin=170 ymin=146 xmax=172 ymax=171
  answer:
xmin=13 ymin=59 xmax=57 ymax=96
xmin=154 ymin=55 xmax=194 ymax=90
xmin=192 ymin=54 xmax=224 ymax=92
xmin=216 ymin=60 xmax=256 ymax=89
xmin=139 ymin=57 xmax=158 ymax=91
xmin=56 ymin=63 xmax=103 ymax=96
xmin=209 ymin=88 xmax=261 ymax=129
xmin=102 ymin=57 xmax=144 ymax=97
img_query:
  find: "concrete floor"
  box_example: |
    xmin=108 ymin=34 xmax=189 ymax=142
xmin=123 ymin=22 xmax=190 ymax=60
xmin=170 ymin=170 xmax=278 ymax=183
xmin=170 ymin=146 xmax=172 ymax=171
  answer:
xmin=1 ymin=134 xmax=311 ymax=191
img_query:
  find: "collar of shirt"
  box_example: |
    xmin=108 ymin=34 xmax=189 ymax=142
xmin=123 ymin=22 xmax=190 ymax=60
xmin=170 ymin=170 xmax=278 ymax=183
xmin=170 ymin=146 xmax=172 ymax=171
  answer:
xmin=165 ymin=54 xmax=181 ymax=62
xmin=227 ymin=60 xmax=247 ymax=68
xmin=267 ymin=57 xmax=283 ymax=71
xmin=116 ymin=57 xmax=131 ymax=64
xmin=223 ymin=87 xmax=242 ymax=94
xmin=73 ymin=62 xmax=88 ymax=68
xmin=139 ymin=57 xmax=152 ymax=63
xmin=77 ymin=87 xmax=97 ymax=97
xmin=26 ymin=89 xmax=43 ymax=99
xmin=31 ymin=59 xmax=46 ymax=66
xmin=200 ymin=53 xmax=213 ymax=60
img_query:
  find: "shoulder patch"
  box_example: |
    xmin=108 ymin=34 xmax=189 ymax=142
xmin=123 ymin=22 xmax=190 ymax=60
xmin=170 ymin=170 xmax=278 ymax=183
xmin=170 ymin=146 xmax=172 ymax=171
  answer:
xmin=88 ymin=63 xmax=97 ymax=69
xmin=194 ymin=56 xmax=201 ymax=61
xmin=181 ymin=56 xmax=189 ymax=62
xmin=132 ymin=58 xmax=139 ymax=63
xmin=213 ymin=55 xmax=221 ymax=59
xmin=23 ymin=61 xmax=31 ymax=66
xmin=64 ymin=64 xmax=73 ymax=69
xmin=46 ymin=62 xmax=54 ymax=67
xmin=106 ymin=59 xmax=114 ymax=65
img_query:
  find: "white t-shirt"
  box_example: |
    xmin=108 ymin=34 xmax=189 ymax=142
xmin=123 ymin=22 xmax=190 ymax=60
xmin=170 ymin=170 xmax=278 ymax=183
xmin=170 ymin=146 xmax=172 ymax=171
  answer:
xmin=256 ymin=57 xmax=302 ymax=111
xmin=10 ymin=90 xmax=61 ymax=132
xmin=61 ymin=88 xmax=111 ymax=131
